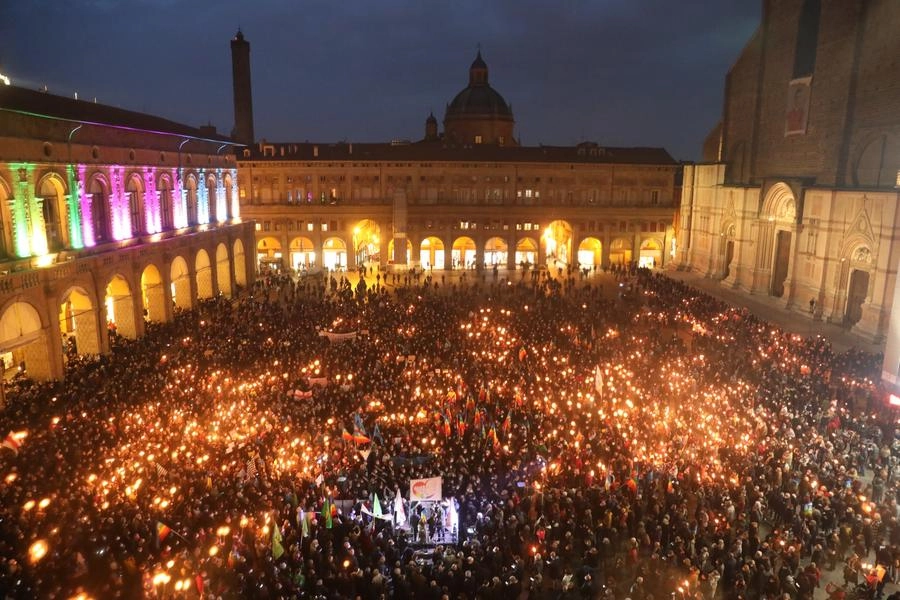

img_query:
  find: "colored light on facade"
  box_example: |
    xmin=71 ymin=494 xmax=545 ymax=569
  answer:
xmin=4 ymin=162 xmax=238 ymax=257
xmin=65 ymin=165 xmax=84 ymax=249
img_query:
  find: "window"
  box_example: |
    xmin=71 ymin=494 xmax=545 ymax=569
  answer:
xmin=263 ymin=221 xmax=270 ymax=232
xmin=474 ymin=135 xmax=483 ymax=144
xmin=159 ymin=180 xmax=172 ymax=230
xmin=498 ymin=136 xmax=505 ymax=145
xmin=321 ymin=222 xmax=328 ymax=232
xmin=307 ymin=222 xmax=314 ymax=232
xmin=793 ymin=0 xmax=821 ymax=78
xmin=129 ymin=189 xmax=142 ymax=235
xmin=650 ymin=190 xmax=659 ymax=204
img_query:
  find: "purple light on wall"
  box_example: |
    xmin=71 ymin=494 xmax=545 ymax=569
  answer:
xmin=143 ymin=167 xmax=160 ymax=234
xmin=77 ymin=165 xmax=96 ymax=247
xmin=110 ymin=167 xmax=130 ymax=241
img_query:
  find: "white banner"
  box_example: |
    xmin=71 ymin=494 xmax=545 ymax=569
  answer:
xmin=318 ymin=331 xmax=358 ymax=343
xmin=409 ymin=477 xmax=442 ymax=501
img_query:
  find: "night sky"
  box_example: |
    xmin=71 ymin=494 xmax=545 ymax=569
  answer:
xmin=1 ymin=1 xmax=759 ymax=161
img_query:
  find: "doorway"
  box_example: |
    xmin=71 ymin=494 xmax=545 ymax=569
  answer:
xmin=845 ymin=269 xmax=869 ymax=326
xmin=771 ymin=230 xmax=792 ymax=297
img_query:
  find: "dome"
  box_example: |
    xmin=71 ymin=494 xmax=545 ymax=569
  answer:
xmin=442 ymin=50 xmax=517 ymax=146
xmin=445 ymin=86 xmax=513 ymax=119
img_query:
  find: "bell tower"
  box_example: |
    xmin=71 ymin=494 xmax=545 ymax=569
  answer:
xmin=230 ymin=29 xmax=255 ymax=146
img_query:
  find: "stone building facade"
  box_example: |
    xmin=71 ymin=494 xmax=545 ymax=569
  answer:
xmin=235 ymin=46 xmax=680 ymax=276
xmin=674 ymin=0 xmax=900 ymax=363
xmin=0 ymin=85 xmax=255 ymax=380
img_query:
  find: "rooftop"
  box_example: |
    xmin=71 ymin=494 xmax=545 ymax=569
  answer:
xmin=242 ymin=141 xmax=677 ymax=165
xmin=0 ymin=84 xmax=234 ymax=143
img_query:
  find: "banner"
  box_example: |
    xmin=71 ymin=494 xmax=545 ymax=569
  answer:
xmin=785 ymin=76 xmax=812 ymax=136
xmin=409 ymin=477 xmax=442 ymax=501
xmin=318 ymin=330 xmax=358 ymax=343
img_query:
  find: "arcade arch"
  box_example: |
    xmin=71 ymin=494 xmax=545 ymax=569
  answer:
xmin=542 ymin=220 xmax=573 ymax=267
xmin=216 ymin=243 xmax=232 ymax=298
xmin=353 ymin=220 xmax=381 ymax=267
xmin=323 ymin=237 xmax=348 ymax=270
xmin=170 ymin=256 xmax=192 ymax=310
xmin=420 ymin=237 xmax=445 ymax=270
xmin=233 ymin=239 xmax=247 ymax=287
xmin=195 ymin=249 xmax=214 ymax=299
xmin=0 ymin=300 xmax=52 ymax=380
xmin=639 ymin=238 xmax=663 ymax=269
xmin=609 ymin=237 xmax=633 ymax=266
xmin=59 ymin=287 xmax=100 ymax=356
xmin=289 ymin=236 xmax=316 ymax=271
xmin=484 ymin=237 xmax=508 ymax=267
xmin=141 ymin=264 xmax=167 ymax=322
xmin=577 ymin=237 xmax=603 ymax=269
xmin=105 ymin=274 xmax=137 ymax=339
xmin=387 ymin=238 xmax=411 ymax=268
xmin=451 ymin=236 xmax=476 ymax=270
xmin=515 ymin=237 xmax=538 ymax=268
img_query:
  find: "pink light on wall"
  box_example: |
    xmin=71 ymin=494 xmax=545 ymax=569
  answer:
xmin=143 ymin=167 xmax=161 ymax=234
xmin=77 ymin=165 xmax=96 ymax=247
xmin=109 ymin=167 xmax=130 ymax=241
xmin=172 ymin=168 xmax=187 ymax=229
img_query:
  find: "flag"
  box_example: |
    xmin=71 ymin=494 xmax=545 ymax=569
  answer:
xmin=272 ymin=522 xmax=284 ymax=559
xmin=353 ymin=413 xmax=366 ymax=437
xmin=373 ymin=493 xmax=383 ymax=518
xmin=246 ymin=457 xmax=258 ymax=480
xmin=155 ymin=463 xmax=168 ymax=478
xmin=457 ymin=416 xmax=466 ymax=437
xmin=353 ymin=434 xmax=371 ymax=445
xmin=342 ymin=429 xmax=354 ymax=443
xmin=372 ymin=423 xmax=384 ymax=444
xmin=300 ymin=510 xmax=310 ymax=538
xmin=156 ymin=521 xmax=172 ymax=545
xmin=518 ymin=347 xmax=527 ymax=362
xmin=195 ymin=575 xmax=204 ymax=597
xmin=394 ymin=489 xmax=406 ymax=527
xmin=205 ymin=475 xmax=213 ymax=490
xmin=594 ymin=366 xmax=604 ymax=396
xmin=502 ymin=411 xmax=511 ymax=434
xmin=323 ymin=498 xmax=333 ymax=529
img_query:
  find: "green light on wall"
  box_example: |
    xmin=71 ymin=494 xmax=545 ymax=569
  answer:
xmin=9 ymin=162 xmax=35 ymax=258
xmin=66 ymin=165 xmax=84 ymax=249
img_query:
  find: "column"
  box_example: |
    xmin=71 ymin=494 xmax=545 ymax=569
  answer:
xmin=391 ymin=190 xmax=408 ymax=270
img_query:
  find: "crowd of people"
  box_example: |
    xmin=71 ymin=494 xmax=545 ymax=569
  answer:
xmin=0 ymin=265 xmax=897 ymax=600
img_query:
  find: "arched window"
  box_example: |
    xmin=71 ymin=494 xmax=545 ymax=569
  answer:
xmin=39 ymin=177 xmax=66 ymax=251
xmin=159 ymin=176 xmax=172 ymax=231
xmin=224 ymin=174 xmax=234 ymax=220
xmin=89 ymin=178 xmax=110 ymax=244
xmin=186 ymin=176 xmax=198 ymax=226
xmin=793 ymin=0 xmax=821 ymax=78
xmin=127 ymin=175 xmax=144 ymax=236
xmin=207 ymin=176 xmax=217 ymax=222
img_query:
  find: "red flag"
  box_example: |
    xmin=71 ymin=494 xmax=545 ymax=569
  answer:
xmin=353 ymin=434 xmax=371 ymax=445
xmin=195 ymin=574 xmax=204 ymax=596
xmin=156 ymin=521 xmax=172 ymax=544
xmin=518 ymin=347 xmax=527 ymax=362
xmin=342 ymin=429 xmax=354 ymax=442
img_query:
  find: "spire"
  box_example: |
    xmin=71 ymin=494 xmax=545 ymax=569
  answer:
xmin=469 ymin=49 xmax=488 ymax=86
